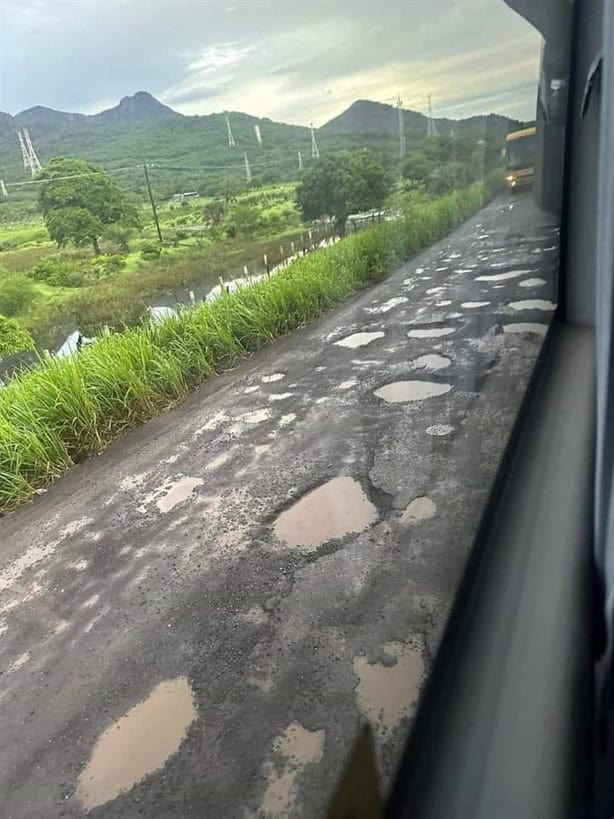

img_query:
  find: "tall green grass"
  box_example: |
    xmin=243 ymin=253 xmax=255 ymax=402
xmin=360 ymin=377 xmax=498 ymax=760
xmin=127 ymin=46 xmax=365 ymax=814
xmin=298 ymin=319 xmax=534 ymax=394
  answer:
xmin=0 ymin=179 xmax=499 ymax=511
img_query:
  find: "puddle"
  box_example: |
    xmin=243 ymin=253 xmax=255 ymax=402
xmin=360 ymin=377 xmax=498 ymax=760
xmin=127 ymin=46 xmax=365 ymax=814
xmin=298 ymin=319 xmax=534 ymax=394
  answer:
xmin=353 ymin=640 xmax=424 ymax=736
xmin=508 ymin=299 xmax=556 ymax=311
xmin=461 ymin=301 xmax=490 ymax=309
xmin=262 ymin=373 xmax=286 ymax=383
xmin=519 ymin=277 xmax=547 ymax=288
xmin=426 ymin=424 xmax=454 ymax=436
xmin=260 ymin=722 xmax=325 ymax=817
xmin=435 ymin=300 xmax=452 ymax=307
xmin=455 ymin=268 xmax=475 ymax=274
xmin=244 ymin=385 xmax=260 ymax=394
xmin=426 ymin=286 xmax=445 ymax=295
xmin=273 ymin=477 xmax=377 ymax=550
xmin=239 ymin=408 xmax=272 ymax=424
xmin=155 ymin=477 xmax=203 ymax=513
xmin=199 ymin=411 xmax=228 ymax=432
xmin=365 ymin=296 xmax=408 ymax=314
xmin=475 ymin=269 xmax=532 ymax=282
xmin=400 ymin=496 xmax=436 ymax=524
xmin=412 ymin=354 xmax=451 ymax=371
xmin=338 ymin=379 xmax=358 ymax=390
xmin=503 ymin=323 xmax=548 ymax=336
xmin=407 ymin=327 xmax=456 ymax=339
xmin=374 ymin=380 xmax=452 ymax=403
xmin=269 ymin=392 xmax=294 ymax=401
xmin=335 ymin=331 xmax=385 ymax=349
xmin=75 ymin=677 xmax=197 ymax=810
xmin=120 ymin=473 xmax=147 ymax=492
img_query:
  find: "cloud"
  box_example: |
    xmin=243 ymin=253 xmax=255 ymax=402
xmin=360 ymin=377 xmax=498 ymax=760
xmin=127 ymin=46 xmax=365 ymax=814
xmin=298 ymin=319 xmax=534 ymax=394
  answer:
xmin=1 ymin=0 xmax=543 ymax=125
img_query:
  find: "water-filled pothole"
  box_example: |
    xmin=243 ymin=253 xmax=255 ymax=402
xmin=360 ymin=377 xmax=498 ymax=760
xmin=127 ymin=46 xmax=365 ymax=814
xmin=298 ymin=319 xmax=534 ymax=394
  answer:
xmin=508 ymin=299 xmax=556 ymax=311
xmin=475 ymin=269 xmax=532 ymax=282
xmin=412 ymin=354 xmax=451 ymax=371
xmin=335 ymin=331 xmax=385 ymax=349
xmin=76 ymin=677 xmax=197 ymax=809
xmin=407 ymin=327 xmax=456 ymax=339
xmin=272 ymin=477 xmax=377 ymax=550
xmin=461 ymin=301 xmax=490 ymax=309
xmin=503 ymin=323 xmax=548 ymax=336
xmin=400 ymin=496 xmax=436 ymax=524
xmin=426 ymin=424 xmax=454 ymax=436
xmin=374 ymin=381 xmax=452 ymax=403
xmin=519 ymin=277 xmax=547 ymax=288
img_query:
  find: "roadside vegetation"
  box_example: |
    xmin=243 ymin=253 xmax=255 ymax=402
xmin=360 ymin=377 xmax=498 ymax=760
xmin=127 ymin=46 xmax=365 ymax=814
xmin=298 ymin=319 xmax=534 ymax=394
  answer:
xmin=0 ymin=173 xmax=503 ymax=511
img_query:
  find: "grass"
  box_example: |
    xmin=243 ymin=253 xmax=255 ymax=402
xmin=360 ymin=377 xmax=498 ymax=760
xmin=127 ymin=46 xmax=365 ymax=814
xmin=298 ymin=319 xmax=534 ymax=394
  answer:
xmin=0 ymin=178 xmax=498 ymax=511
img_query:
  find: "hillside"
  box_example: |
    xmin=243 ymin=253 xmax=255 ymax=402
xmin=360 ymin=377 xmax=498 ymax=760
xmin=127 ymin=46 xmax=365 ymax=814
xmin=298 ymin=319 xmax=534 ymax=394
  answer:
xmin=0 ymin=92 xmax=521 ymax=201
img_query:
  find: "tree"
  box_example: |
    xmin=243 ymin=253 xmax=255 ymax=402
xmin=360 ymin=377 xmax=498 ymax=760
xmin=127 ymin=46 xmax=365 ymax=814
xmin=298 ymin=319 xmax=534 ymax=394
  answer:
xmin=225 ymin=203 xmax=260 ymax=237
xmin=296 ymin=150 xmax=391 ymax=234
xmin=38 ymin=157 xmax=138 ymax=254
xmin=203 ymin=199 xmax=226 ymax=228
xmin=0 ymin=272 xmax=36 ymax=317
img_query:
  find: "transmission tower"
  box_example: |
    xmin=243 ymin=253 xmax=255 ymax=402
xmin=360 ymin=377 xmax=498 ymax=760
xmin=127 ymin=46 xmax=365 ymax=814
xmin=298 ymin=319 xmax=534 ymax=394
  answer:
xmin=18 ymin=131 xmax=31 ymax=173
xmin=244 ymin=152 xmax=252 ymax=183
xmin=449 ymin=127 xmax=457 ymax=162
xmin=0 ymin=179 xmax=7 ymax=197
xmin=426 ymin=95 xmax=437 ymax=137
xmin=310 ymin=124 xmax=320 ymax=159
xmin=23 ymin=129 xmax=42 ymax=173
xmin=298 ymin=150 xmax=304 ymax=172
xmin=397 ymin=94 xmax=406 ymax=159
xmin=226 ymin=114 xmax=235 ymax=148
xmin=254 ymin=124 xmax=262 ymax=146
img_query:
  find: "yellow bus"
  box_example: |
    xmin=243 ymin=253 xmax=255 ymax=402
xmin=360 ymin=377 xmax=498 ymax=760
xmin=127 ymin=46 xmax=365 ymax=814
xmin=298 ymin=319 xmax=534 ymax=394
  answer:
xmin=504 ymin=126 xmax=536 ymax=192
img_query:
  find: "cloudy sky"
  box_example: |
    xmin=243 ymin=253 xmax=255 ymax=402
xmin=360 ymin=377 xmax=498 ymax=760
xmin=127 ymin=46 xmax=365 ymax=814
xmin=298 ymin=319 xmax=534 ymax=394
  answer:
xmin=1 ymin=0 xmax=541 ymax=125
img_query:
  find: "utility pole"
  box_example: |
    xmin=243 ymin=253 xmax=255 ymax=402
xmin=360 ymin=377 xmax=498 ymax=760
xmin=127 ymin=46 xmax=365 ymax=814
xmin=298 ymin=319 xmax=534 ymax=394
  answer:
xmin=427 ymin=94 xmax=437 ymax=137
xmin=143 ymin=164 xmax=163 ymax=244
xmin=397 ymin=94 xmax=406 ymax=159
xmin=298 ymin=150 xmax=304 ymax=171
xmin=310 ymin=124 xmax=320 ymax=159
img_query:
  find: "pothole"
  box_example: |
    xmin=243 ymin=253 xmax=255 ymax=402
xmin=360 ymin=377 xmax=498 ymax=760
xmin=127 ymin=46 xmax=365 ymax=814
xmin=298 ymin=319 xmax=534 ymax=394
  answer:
xmin=407 ymin=327 xmax=456 ymax=339
xmin=75 ymin=677 xmax=197 ymax=810
xmin=365 ymin=296 xmax=409 ymax=314
xmin=353 ymin=640 xmax=424 ymax=737
xmin=508 ymin=299 xmax=556 ymax=311
xmin=272 ymin=477 xmax=378 ymax=550
xmin=475 ymin=269 xmax=533 ymax=282
xmin=154 ymin=477 xmax=203 ymax=513
xmin=503 ymin=323 xmax=548 ymax=336
xmin=519 ymin=277 xmax=547 ymax=288
xmin=426 ymin=424 xmax=454 ymax=436
xmin=412 ymin=354 xmax=451 ymax=371
xmin=260 ymin=723 xmax=325 ymax=817
xmin=374 ymin=381 xmax=452 ymax=403
xmin=334 ymin=331 xmax=385 ymax=349
xmin=400 ymin=496 xmax=436 ymax=524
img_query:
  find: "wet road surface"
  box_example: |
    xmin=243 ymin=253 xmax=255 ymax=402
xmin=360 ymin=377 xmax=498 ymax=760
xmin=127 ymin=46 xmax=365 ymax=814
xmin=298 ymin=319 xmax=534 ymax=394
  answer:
xmin=0 ymin=194 xmax=558 ymax=817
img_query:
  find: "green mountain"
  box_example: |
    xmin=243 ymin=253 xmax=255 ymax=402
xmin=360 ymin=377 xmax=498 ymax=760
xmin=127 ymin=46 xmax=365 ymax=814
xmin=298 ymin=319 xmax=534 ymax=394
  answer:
xmin=0 ymin=92 xmax=522 ymax=203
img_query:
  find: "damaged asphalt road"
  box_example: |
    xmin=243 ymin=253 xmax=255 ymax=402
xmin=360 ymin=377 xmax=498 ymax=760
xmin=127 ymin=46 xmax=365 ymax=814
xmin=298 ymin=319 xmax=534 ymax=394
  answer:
xmin=0 ymin=193 xmax=558 ymax=818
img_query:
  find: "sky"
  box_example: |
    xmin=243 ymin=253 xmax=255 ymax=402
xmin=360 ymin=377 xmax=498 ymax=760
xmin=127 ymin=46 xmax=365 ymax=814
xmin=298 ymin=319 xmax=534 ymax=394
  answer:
xmin=0 ymin=0 xmax=542 ymax=125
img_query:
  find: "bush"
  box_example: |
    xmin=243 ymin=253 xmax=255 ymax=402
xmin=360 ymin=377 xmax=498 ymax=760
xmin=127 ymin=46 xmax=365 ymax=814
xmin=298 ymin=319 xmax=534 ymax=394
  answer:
xmin=0 ymin=273 xmax=36 ymax=316
xmin=27 ymin=255 xmax=125 ymax=288
xmin=0 ymin=316 xmax=35 ymax=356
xmin=140 ymin=242 xmax=162 ymax=260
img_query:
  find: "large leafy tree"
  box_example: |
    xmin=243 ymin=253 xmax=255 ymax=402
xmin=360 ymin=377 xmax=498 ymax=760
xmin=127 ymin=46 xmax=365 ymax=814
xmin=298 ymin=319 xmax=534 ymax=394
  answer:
xmin=296 ymin=150 xmax=391 ymax=233
xmin=38 ymin=157 xmax=139 ymax=254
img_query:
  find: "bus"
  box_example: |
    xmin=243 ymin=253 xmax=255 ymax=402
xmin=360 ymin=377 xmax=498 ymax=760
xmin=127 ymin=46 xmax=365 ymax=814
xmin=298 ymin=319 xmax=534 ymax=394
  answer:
xmin=504 ymin=126 xmax=536 ymax=191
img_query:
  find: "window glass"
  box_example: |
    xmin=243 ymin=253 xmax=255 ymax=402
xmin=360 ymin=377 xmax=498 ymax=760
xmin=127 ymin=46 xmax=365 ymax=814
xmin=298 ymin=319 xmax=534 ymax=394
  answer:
xmin=0 ymin=0 xmax=569 ymax=816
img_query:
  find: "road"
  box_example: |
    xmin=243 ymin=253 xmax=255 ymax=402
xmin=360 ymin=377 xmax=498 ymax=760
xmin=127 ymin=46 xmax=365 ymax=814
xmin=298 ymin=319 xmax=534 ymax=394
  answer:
xmin=0 ymin=193 xmax=558 ymax=818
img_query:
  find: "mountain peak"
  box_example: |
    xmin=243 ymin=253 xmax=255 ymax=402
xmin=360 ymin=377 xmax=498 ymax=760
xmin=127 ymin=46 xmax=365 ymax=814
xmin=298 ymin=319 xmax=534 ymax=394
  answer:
xmin=96 ymin=91 xmax=180 ymax=123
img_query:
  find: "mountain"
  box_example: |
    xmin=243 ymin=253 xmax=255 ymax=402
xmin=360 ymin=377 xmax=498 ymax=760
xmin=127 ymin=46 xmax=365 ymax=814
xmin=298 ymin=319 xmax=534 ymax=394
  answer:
xmin=322 ymin=99 xmax=521 ymax=143
xmin=0 ymin=92 xmax=521 ymax=203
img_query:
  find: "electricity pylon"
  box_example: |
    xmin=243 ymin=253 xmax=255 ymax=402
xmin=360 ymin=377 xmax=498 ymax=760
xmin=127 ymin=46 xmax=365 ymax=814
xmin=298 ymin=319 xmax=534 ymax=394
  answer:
xmin=427 ymin=95 xmax=437 ymax=137
xmin=310 ymin=124 xmax=320 ymax=158
xmin=298 ymin=150 xmax=304 ymax=171
xmin=226 ymin=114 xmax=235 ymax=148
xmin=397 ymin=94 xmax=406 ymax=158
xmin=244 ymin=152 xmax=252 ymax=183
